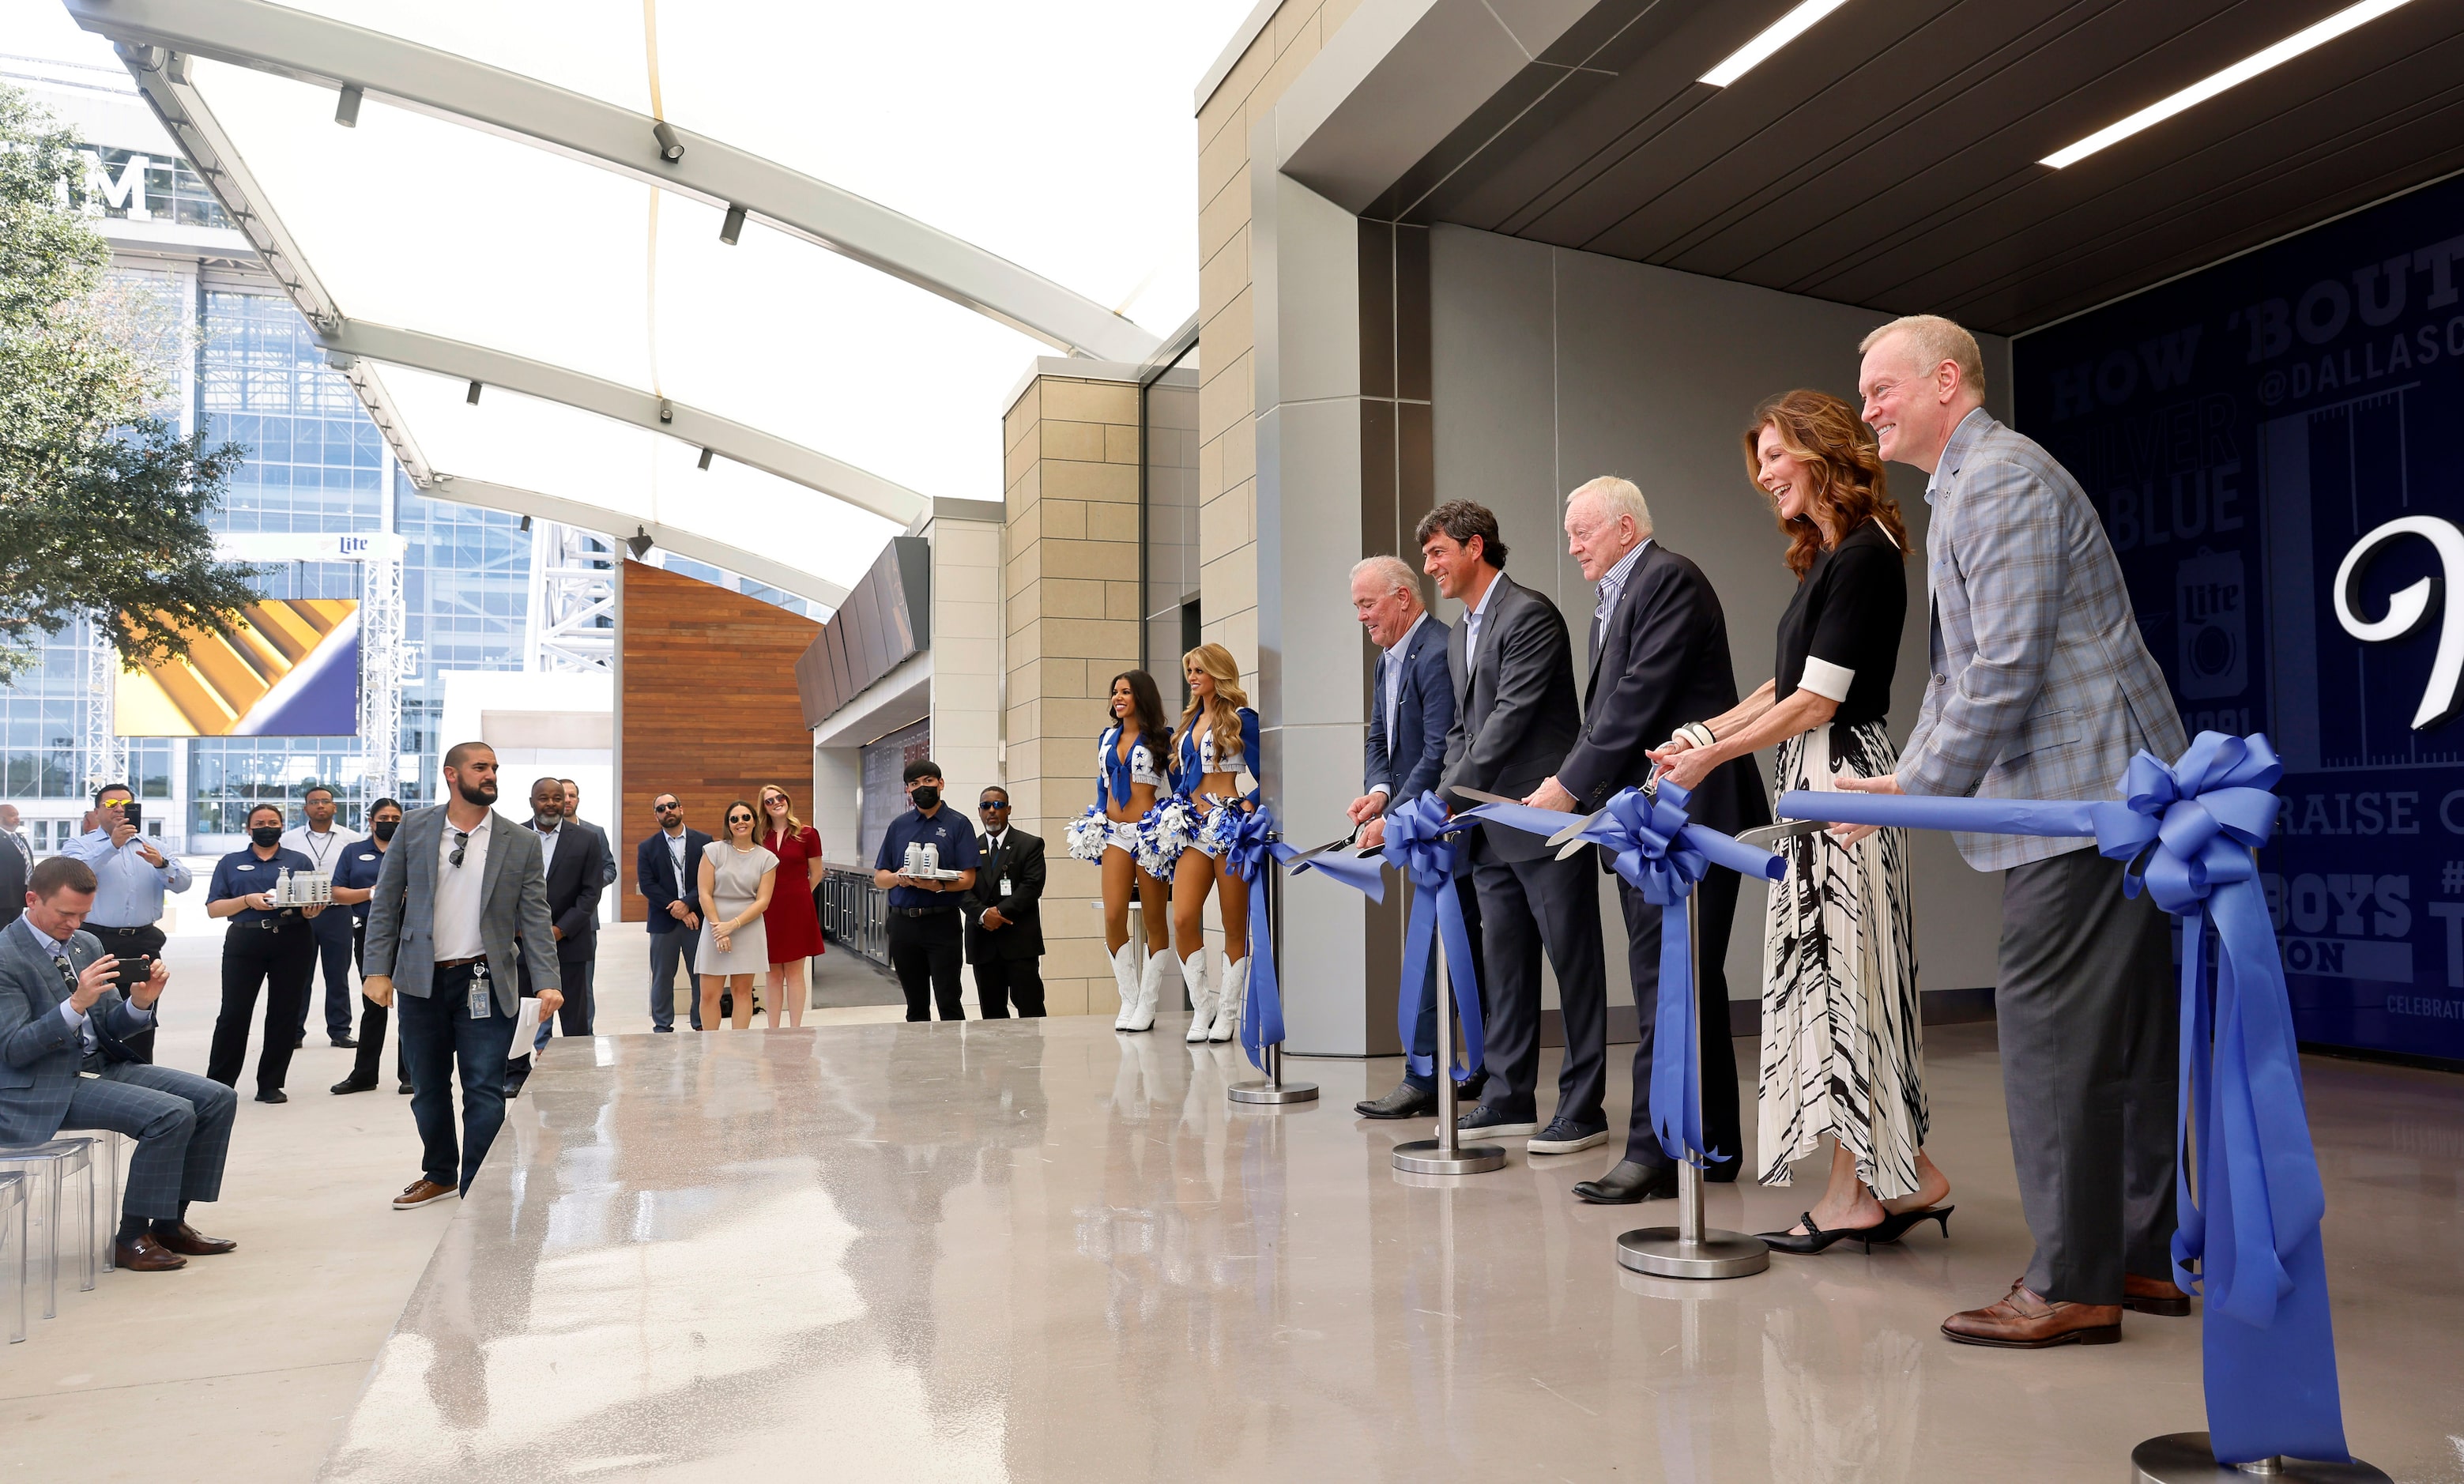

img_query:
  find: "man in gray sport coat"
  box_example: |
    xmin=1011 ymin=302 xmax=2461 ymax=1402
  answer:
xmin=363 ymin=742 xmax=560 ymax=1207
xmin=0 ymin=855 xmax=237 ymax=1270
xmin=1842 ymin=315 xmax=2188 ymax=1350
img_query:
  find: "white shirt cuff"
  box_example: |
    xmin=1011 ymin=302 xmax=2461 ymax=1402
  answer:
xmin=1799 ymin=656 xmax=1856 ymax=703
xmin=1366 ymin=785 xmax=1391 ymax=799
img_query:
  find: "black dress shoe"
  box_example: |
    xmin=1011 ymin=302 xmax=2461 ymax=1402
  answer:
xmin=1572 ymin=1160 xmax=1677 ymax=1204
xmin=254 ymin=1088 xmax=288 ymax=1105
xmin=1355 ymin=1081 xmax=1437 ymax=1119
xmin=1459 ymin=1069 xmax=1489 ymax=1102
xmin=397 ymin=1080 xmax=414 ymax=1094
xmin=330 ymin=1035 xmax=359 ymax=1049
xmin=330 ymin=1076 xmax=377 ymax=1095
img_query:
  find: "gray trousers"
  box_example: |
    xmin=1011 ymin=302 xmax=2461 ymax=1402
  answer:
xmin=1998 ymin=846 xmax=2179 ymax=1305
xmin=60 ymin=1061 xmax=237 ymax=1220
xmin=649 ymin=927 xmax=699 ymax=1030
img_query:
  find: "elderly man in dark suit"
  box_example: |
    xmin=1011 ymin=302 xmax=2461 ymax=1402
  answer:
xmin=637 ymin=793 xmax=711 ymax=1032
xmin=0 ymin=855 xmax=238 ymax=1270
xmin=965 ymin=787 xmax=1047 ymax=1017
xmin=1424 ymin=500 xmax=1608 ymax=1150
xmin=1520 ymin=476 xmax=1771 ymax=1203
xmin=1345 ymin=553 xmax=1484 ymax=1119
xmin=507 ymin=775 xmax=603 ymax=1096
xmin=362 ymin=742 xmax=560 ymax=1208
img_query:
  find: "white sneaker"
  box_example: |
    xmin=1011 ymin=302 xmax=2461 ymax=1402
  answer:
xmin=1208 ymin=957 xmax=1246 ymax=1043
xmin=1180 ymin=952 xmax=1214 ymax=1043
xmin=1110 ymin=944 xmax=1140 ymax=1030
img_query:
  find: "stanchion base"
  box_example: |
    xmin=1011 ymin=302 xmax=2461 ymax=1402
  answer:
xmin=2130 ymin=1434 xmax=2390 ymax=1483
xmin=1226 ymin=1080 xmax=1318 ymax=1105
xmin=1614 ymin=1226 xmax=1769 ymax=1279
xmin=1392 ymin=1139 xmax=1505 ymax=1174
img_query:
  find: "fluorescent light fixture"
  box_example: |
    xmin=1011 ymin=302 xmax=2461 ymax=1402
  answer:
xmin=2041 ymin=0 xmax=2417 ymax=168
xmin=1700 ymin=0 xmax=1854 ymax=87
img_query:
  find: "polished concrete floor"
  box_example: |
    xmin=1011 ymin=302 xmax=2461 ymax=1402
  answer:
xmin=304 ymin=1012 xmax=2464 ymax=1484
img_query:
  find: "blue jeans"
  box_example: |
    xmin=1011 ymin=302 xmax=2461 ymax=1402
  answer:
xmin=397 ymin=964 xmax=518 ymax=1194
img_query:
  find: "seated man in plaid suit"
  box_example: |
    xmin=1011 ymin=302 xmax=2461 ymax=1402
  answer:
xmin=0 ymin=855 xmax=239 ymax=1271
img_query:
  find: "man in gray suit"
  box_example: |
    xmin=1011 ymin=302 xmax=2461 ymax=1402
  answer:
xmin=1840 ymin=315 xmax=2187 ymax=1350
xmin=0 ymin=855 xmax=238 ymax=1271
xmin=363 ymin=741 xmax=560 ymax=1210
xmin=1425 ymin=500 xmax=1608 ymax=1144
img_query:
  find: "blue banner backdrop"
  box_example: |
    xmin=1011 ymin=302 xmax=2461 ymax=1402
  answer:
xmin=2014 ymin=171 xmax=2464 ymax=1062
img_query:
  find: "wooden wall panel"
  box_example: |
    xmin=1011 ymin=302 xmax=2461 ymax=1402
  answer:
xmin=617 ymin=562 xmax=823 ymax=921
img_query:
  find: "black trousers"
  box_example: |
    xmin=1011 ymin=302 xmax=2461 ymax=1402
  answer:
xmin=205 ymin=920 xmax=315 ymax=1094
xmin=1616 ymin=868 xmax=1744 ymax=1171
xmin=1403 ymin=873 xmax=1486 ymax=1091
xmin=347 ymin=919 xmax=405 ymax=1088
xmin=85 ymin=922 xmax=166 ymax=1064
xmin=888 ymin=910 xmax=966 ymax=1021
xmin=295 ymin=906 xmax=358 ymax=1042
xmin=1469 ymin=847 xmax=1607 ymax=1124
xmin=510 ymin=951 xmax=593 ymax=1081
xmin=970 ymin=953 xmax=1046 ymax=1018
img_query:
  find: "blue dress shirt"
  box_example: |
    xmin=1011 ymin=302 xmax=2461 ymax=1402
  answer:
xmin=60 ymin=827 xmax=192 ymax=929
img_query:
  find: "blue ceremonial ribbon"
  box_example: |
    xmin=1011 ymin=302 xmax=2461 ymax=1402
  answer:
xmin=1777 ymin=733 xmax=2348 ymax=1467
xmin=1381 ymin=793 xmax=1485 ymax=1083
xmin=1216 ymin=806 xmax=1287 ymax=1071
xmin=1462 ymin=782 xmax=1781 ymax=1165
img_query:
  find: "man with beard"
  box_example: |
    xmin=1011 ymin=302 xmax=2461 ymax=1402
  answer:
xmin=360 ymin=743 xmax=560 ymax=1208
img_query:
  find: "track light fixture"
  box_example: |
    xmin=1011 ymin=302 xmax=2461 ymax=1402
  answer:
xmin=697 ymin=447 xmax=714 ymax=471
xmin=465 ymin=379 xmax=482 ymax=405
xmin=334 ymin=85 xmax=363 ymax=127
xmin=721 ymin=204 xmax=747 ymax=245
xmin=626 ymin=528 xmax=655 ymax=559
xmin=652 ymin=120 xmax=684 ymax=162
xmin=518 ymin=515 xmax=532 ymax=533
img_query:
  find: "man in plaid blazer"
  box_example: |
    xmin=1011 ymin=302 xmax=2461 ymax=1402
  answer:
xmin=1841 ymin=315 xmax=2187 ymax=1351
xmin=0 ymin=855 xmax=238 ymax=1271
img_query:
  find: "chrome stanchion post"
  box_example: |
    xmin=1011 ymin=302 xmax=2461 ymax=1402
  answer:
xmin=1615 ymin=891 xmax=1768 ymax=1279
xmin=1228 ymin=849 xmax=1317 ymax=1106
xmin=1393 ymin=916 xmax=1503 ymax=1174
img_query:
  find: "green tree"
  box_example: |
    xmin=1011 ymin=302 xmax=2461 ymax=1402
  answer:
xmin=0 ymin=81 xmax=259 ymax=684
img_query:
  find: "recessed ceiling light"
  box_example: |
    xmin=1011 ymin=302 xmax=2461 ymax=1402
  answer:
xmin=1700 ymin=0 xmax=1854 ymax=88
xmin=2041 ymin=0 xmax=2418 ymax=168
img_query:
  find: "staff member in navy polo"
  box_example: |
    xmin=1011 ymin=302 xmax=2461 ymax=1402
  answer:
xmin=202 ymin=803 xmax=325 ymax=1103
xmin=870 ymin=759 xmax=979 ymax=1022
xmin=329 ymin=798 xmax=409 ymax=1097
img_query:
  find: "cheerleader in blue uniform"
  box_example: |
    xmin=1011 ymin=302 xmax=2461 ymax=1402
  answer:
xmin=1066 ymin=670 xmax=1178 ymax=1031
xmin=1165 ymin=643 xmax=1261 ymax=1043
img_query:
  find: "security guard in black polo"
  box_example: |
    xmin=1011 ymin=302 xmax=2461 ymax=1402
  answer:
xmin=870 ymin=759 xmax=979 ymax=1022
xmin=203 ymin=802 xmax=326 ymax=1102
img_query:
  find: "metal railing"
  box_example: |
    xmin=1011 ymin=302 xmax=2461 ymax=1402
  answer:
xmin=819 ymin=864 xmax=889 ymax=966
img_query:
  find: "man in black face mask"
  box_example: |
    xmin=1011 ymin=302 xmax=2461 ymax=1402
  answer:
xmin=330 ymin=799 xmax=406 ymax=1095
xmin=870 ymin=760 xmax=979 ymax=1022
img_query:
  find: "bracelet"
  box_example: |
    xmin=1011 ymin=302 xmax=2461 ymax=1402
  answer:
xmin=1678 ymin=721 xmax=1716 ymax=750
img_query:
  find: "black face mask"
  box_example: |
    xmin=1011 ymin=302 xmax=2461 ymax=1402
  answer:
xmin=250 ymin=825 xmax=283 ymax=848
xmin=910 ymin=785 xmax=940 ymax=811
xmin=371 ymin=819 xmax=399 ymax=842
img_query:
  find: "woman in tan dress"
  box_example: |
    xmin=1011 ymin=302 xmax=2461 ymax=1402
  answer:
xmin=695 ymin=800 xmax=778 ymax=1032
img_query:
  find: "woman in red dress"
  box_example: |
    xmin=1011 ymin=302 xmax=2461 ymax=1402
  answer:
xmin=757 ymin=784 xmax=825 ymax=1029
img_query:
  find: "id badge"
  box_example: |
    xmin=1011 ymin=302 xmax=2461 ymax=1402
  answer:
xmin=999 ymin=876 xmax=1013 ymax=897
xmin=467 ymin=959 xmax=491 ymax=1019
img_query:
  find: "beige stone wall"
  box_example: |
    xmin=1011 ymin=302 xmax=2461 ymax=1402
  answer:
xmin=1195 ymin=0 xmax=1363 ymax=694
xmin=1002 ymin=373 xmax=1143 ymax=1016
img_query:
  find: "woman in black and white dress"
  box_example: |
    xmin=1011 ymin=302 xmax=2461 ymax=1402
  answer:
xmin=1648 ymin=388 xmax=1949 ymax=1252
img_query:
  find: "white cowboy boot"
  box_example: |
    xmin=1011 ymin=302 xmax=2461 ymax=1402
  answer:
xmin=1123 ymin=945 xmax=1168 ymax=1033
xmin=1110 ymin=943 xmax=1140 ymax=1030
xmin=1209 ymin=956 xmax=1247 ymax=1042
xmin=1180 ymin=951 xmax=1215 ymax=1043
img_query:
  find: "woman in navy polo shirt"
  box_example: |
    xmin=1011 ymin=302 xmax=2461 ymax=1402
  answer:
xmin=203 ymin=802 xmax=325 ymax=1104
xmin=329 ymin=797 xmax=405 ymax=1095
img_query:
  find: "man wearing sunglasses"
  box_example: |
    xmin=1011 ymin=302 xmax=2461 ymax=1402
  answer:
xmin=360 ymin=741 xmax=561 ymax=1210
xmin=636 ymin=794 xmax=710 ymax=1031
xmin=963 ymin=788 xmax=1046 ymax=1018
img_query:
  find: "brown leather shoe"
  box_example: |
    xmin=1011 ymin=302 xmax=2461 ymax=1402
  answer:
xmin=112 ymin=1232 xmax=189 ymax=1271
xmin=153 ymin=1222 xmax=237 ymax=1256
xmin=392 ymin=1177 xmax=457 ymax=1211
xmin=2123 ymin=1271 xmax=2192 ymax=1316
xmin=1942 ymin=1281 xmax=2122 ymax=1348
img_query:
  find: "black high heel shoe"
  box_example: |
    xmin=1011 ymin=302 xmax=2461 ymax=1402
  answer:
xmin=1870 ymin=1204 xmax=1954 ymax=1244
xmin=1757 ymin=1211 xmax=1889 ymax=1254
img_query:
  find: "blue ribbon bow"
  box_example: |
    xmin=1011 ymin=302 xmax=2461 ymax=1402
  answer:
xmin=1215 ymin=806 xmax=1287 ymax=1071
xmin=1381 ymin=793 xmax=1486 ymax=1083
xmin=1778 ymin=733 xmax=2347 ymax=1467
xmin=1463 ymin=782 xmax=1781 ymax=1165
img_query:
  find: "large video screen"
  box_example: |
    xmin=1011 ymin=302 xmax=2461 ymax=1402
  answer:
xmin=115 ymin=599 xmax=360 ymax=737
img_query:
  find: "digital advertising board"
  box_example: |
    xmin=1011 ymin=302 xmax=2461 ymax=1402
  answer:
xmin=115 ymin=598 xmax=360 ymax=738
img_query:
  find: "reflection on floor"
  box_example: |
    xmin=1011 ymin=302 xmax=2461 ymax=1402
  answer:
xmin=322 ymin=1018 xmax=2464 ymax=1482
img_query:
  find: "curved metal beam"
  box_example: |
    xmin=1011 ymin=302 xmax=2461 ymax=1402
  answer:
xmin=64 ymin=0 xmax=1162 ymax=363
xmin=328 ymin=321 xmax=929 ymax=527
xmin=420 ymin=476 xmax=853 ymax=611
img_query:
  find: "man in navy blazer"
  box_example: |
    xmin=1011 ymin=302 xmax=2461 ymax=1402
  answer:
xmin=637 ymin=793 xmax=712 ymax=1031
xmin=1346 ymin=556 xmax=1486 ymax=1117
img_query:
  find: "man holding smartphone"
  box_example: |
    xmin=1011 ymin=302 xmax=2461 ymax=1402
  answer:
xmin=64 ymin=783 xmax=190 ymax=1064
